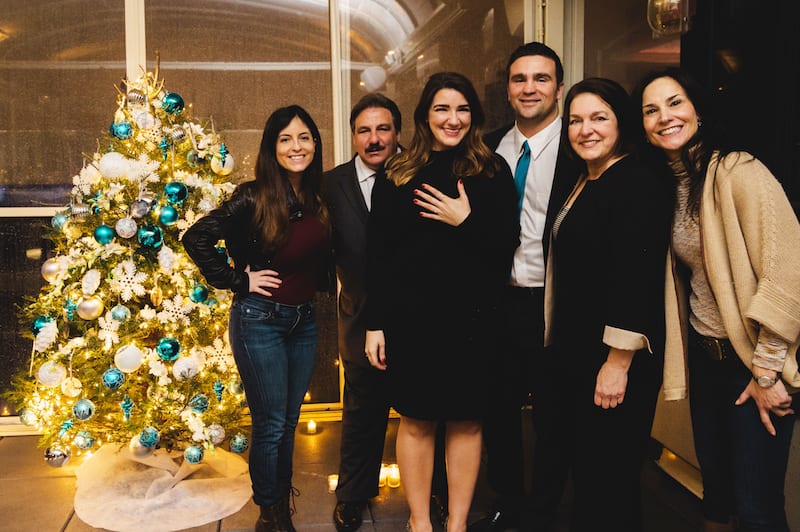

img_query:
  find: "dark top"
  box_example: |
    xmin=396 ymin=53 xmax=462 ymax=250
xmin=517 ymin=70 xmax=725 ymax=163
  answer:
xmin=366 ymin=148 xmax=520 ymax=419
xmin=551 ymin=156 xmax=672 ymax=369
xmin=322 ymin=158 xmax=371 ymax=362
xmin=182 ymin=181 xmax=332 ymax=305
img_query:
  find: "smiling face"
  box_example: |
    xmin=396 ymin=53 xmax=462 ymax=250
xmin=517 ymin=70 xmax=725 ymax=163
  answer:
xmin=428 ymin=88 xmax=471 ymax=151
xmin=641 ymin=76 xmax=700 ymax=161
xmin=507 ymin=54 xmax=563 ymax=136
xmin=352 ymin=107 xmax=399 ymax=171
xmin=567 ymin=92 xmax=620 ymax=175
xmin=275 ymin=116 xmax=315 ymax=178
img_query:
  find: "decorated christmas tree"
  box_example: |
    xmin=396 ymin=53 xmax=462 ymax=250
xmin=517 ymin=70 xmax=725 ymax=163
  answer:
xmin=5 ymin=66 xmax=251 ymax=467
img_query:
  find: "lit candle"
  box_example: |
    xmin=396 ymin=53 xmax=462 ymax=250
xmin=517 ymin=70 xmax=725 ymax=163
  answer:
xmin=306 ymin=419 xmax=317 ymax=434
xmin=379 ymin=464 xmax=388 ymax=487
xmin=304 ymin=391 xmax=311 ymax=402
xmin=327 ymin=474 xmax=339 ymax=493
xmin=387 ymin=463 xmax=401 ymax=488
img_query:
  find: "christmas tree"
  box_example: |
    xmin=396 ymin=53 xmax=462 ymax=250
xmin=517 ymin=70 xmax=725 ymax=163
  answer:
xmin=5 ymin=66 xmax=251 ymax=467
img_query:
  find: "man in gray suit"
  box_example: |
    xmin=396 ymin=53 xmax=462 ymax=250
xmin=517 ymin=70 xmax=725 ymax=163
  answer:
xmin=323 ymin=94 xmax=400 ymax=531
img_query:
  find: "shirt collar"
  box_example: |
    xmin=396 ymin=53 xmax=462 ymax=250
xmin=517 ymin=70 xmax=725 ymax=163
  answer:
xmin=514 ymin=116 xmax=561 ymax=160
xmin=354 ymin=155 xmax=376 ymax=183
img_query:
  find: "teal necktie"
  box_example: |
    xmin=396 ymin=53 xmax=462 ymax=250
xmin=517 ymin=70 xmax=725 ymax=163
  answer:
xmin=514 ymin=140 xmax=531 ymax=214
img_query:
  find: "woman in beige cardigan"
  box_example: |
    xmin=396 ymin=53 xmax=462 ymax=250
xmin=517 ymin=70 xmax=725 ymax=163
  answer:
xmin=634 ymin=68 xmax=800 ymax=532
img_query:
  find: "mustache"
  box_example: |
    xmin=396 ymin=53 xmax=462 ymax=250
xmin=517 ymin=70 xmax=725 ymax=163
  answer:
xmin=365 ymin=143 xmax=385 ymax=153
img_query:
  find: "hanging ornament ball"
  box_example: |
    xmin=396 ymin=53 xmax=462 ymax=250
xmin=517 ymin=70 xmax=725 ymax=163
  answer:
xmin=41 ymin=258 xmax=62 ymax=283
xmin=156 ymin=337 xmax=181 ymax=361
xmin=115 ymin=217 xmax=138 ymax=239
xmin=186 ymin=150 xmax=201 ymax=167
xmin=158 ymin=205 xmax=179 ymax=226
xmin=18 ymin=408 xmax=38 ymax=426
xmin=44 ymin=445 xmax=71 ymax=468
xmin=111 ymin=304 xmax=132 ymax=322
xmin=172 ymin=356 xmax=199 ymax=381
xmin=51 ymin=213 xmax=69 ymax=230
xmin=169 ymin=125 xmax=187 ymax=143
xmin=109 ymin=121 xmax=133 ymax=140
xmin=31 ymin=315 xmax=54 ymax=335
xmin=130 ymin=199 xmax=152 ymax=219
xmin=102 ymin=367 xmax=126 ymax=390
xmin=164 ymin=182 xmax=189 ymax=204
xmin=228 ymin=378 xmax=244 ymax=395
xmin=60 ymin=377 xmax=83 ymax=398
xmin=210 ymin=153 xmax=235 ymax=176
xmin=137 ymin=224 xmax=164 ymax=249
xmin=77 ymin=296 xmax=104 ymax=320
xmin=37 ymin=360 xmax=67 ymax=388
xmin=161 ymin=92 xmax=185 ymax=115
xmin=128 ymin=434 xmax=152 ymax=457
xmin=183 ymin=444 xmax=204 ymax=464
xmin=230 ymin=433 xmax=249 ymax=454
xmin=72 ymin=398 xmax=96 ymax=421
xmin=208 ymin=423 xmax=226 ymax=445
xmin=360 ymin=65 xmax=388 ymax=91
xmin=138 ymin=426 xmax=161 ymax=449
xmin=127 ymin=89 xmax=147 ymax=106
xmin=197 ymin=197 xmax=217 ymax=213
xmin=93 ymin=224 xmax=115 ymax=245
xmin=189 ymin=284 xmax=209 ymax=303
xmin=98 ymin=151 xmax=129 ymax=179
xmin=74 ymin=430 xmax=95 ymax=450
xmin=189 ymin=393 xmax=210 ymax=413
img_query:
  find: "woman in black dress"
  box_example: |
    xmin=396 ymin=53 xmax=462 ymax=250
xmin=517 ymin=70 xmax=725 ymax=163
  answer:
xmin=364 ymin=72 xmax=519 ymax=532
xmin=544 ymin=78 xmax=672 ymax=531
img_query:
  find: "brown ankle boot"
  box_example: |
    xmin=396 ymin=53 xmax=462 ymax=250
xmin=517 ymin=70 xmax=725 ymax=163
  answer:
xmin=276 ymin=486 xmax=299 ymax=532
xmin=256 ymin=502 xmax=289 ymax=532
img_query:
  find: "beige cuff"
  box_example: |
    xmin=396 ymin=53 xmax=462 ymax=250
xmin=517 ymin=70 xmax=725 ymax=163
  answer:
xmin=603 ymin=325 xmax=652 ymax=354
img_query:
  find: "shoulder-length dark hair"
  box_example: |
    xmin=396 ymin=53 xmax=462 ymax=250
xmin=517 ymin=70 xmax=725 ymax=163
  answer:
xmin=385 ymin=71 xmax=500 ymax=186
xmin=560 ymin=77 xmax=638 ymax=176
xmin=632 ymin=67 xmax=740 ymax=215
xmin=252 ymin=104 xmax=329 ymax=253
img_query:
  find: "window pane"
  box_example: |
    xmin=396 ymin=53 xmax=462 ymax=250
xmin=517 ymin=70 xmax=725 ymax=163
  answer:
xmin=0 ymin=1 xmax=126 ymax=207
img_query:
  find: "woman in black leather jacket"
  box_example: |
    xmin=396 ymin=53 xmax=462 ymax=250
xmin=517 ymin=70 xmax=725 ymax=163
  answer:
xmin=183 ymin=105 xmax=331 ymax=532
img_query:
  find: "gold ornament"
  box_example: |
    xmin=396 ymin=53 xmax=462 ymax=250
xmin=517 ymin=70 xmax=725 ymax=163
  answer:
xmin=210 ymin=154 xmax=235 ymax=176
xmin=76 ymin=296 xmax=104 ymax=320
xmin=150 ymin=284 xmax=163 ymax=307
xmin=41 ymin=258 xmax=62 ymax=283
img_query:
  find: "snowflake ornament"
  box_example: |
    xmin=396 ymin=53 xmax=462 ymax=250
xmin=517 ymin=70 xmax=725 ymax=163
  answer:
xmin=97 ymin=312 xmax=121 ymax=349
xmin=202 ymin=338 xmax=235 ymax=371
xmin=157 ymin=294 xmax=194 ymax=326
xmin=110 ymin=260 xmax=148 ymax=301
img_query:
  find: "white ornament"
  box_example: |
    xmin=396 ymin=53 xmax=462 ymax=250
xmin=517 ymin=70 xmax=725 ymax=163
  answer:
xmin=110 ymin=260 xmax=148 ymax=302
xmin=98 ymin=152 xmax=130 ymax=179
xmin=157 ymin=245 xmax=176 ymax=273
xmin=81 ymin=269 xmax=102 ymax=295
xmin=210 ymin=154 xmax=235 ymax=176
xmin=115 ymin=217 xmax=138 ymax=239
xmin=208 ymin=423 xmax=226 ymax=445
xmin=37 ymin=361 xmax=67 ymax=387
xmin=115 ymin=344 xmax=144 ymax=373
xmin=33 ymin=320 xmax=58 ymax=352
xmin=172 ymin=357 xmax=200 ymax=381
xmin=198 ymin=198 xmax=217 ymax=213
xmin=131 ymin=109 xmax=160 ymax=130
xmin=60 ymin=377 xmax=83 ymax=398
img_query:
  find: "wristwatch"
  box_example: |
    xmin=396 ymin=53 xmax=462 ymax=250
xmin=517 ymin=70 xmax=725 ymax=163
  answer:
xmin=754 ymin=373 xmax=780 ymax=388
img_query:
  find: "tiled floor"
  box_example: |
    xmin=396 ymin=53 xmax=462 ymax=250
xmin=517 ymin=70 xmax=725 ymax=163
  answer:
xmin=0 ymin=416 xmax=703 ymax=531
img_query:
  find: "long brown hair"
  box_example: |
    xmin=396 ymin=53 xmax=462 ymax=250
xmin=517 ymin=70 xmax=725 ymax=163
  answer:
xmin=385 ymin=72 xmax=500 ymax=186
xmin=252 ymin=105 xmax=329 ymax=253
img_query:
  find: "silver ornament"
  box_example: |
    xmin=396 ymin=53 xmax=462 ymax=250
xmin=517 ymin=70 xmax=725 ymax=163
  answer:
xmin=169 ymin=125 xmax=186 ymax=143
xmin=130 ymin=199 xmax=152 ymax=219
xmin=70 ymin=202 xmax=91 ymax=219
xmin=44 ymin=445 xmax=71 ymax=467
xmin=208 ymin=423 xmax=226 ymax=445
xmin=115 ymin=217 xmax=138 ymax=238
xmin=127 ymin=89 xmax=147 ymax=107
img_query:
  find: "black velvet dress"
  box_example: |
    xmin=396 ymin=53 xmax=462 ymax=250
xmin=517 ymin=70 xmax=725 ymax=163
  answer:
xmin=366 ymin=148 xmax=520 ymax=420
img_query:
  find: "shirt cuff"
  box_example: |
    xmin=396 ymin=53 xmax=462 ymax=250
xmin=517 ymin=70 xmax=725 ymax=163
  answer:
xmin=752 ymin=326 xmax=789 ymax=372
xmin=603 ymin=325 xmax=652 ymax=354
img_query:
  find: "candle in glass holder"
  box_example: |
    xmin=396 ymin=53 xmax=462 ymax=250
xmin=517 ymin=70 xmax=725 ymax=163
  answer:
xmin=306 ymin=419 xmax=317 ymax=434
xmin=378 ymin=463 xmax=388 ymax=487
xmin=387 ymin=463 xmax=401 ymax=488
xmin=327 ymin=474 xmax=339 ymax=493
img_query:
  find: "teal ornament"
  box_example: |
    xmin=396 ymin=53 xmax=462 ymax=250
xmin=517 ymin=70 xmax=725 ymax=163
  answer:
xmin=164 ymin=182 xmax=188 ymax=205
xmin=161 ymin=92 xmax=185 ymax=115
xmin=31 ymin=315 xmax=53 ymax=335
xmin=109 ymin=121 xmax=133 ymax=140
xmin=74 ymin=430 xmax=95 ymax=450
xmin=18 ymin=408 xmax=37 ymax=426
xmin=58 ymin=418 xmax=74 ymax=438
xmin=93 ymin=224 xmax=115 ymax=245
xmin=159 ymin=137 xmax=169 ymax=161
xmin=189 ymin=284 xmax=209 ymax=303
xmin=213 ymin=380 xmax=225 ymax=401
xmin=102 ymin=367 xmax=125 ymax=390
xmin=72 ymin=399 xmax=95 ymax=421
xmin=51 ymin=213 xmax=69 ymax=229
xmin=130 ymin=199 xmax=152 ymax=218
xmin=183 ymin=444 xmax=204 ymax=464
xmin=219 ymin=143 xmax=229 ymax=165
xmin=189 ymin=393 xmax=209 ymax=413
xmin=205 ymin=297 xmax=218 ymax=307
xmin=120 ymin=395 xmax=134 ymax=421
xmin=64 ymin=298 xmax=77 ymax=321
xmin=137 ymin=224 xmax=163 ymax=249
xmin=111 ymin=304 xmax=131 ymax=322
xmin=158 ymin=205 xmax=179 ymax=226
xmin=138 ymin=426 xmax=160 ymax=448
xmin=230 ymin=433 xmax=249 ymax=454
xmin=156 ymin=337 xmax=181 ymax=361
xmin=44 ymin=445 xmax=71 ymax=467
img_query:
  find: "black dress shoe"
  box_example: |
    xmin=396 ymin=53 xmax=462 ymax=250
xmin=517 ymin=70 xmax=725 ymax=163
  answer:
xmin=467 ymin=509 xmax=521 ymax=532
xmin=430 ymin=493 xmax=448 ymax=527
xmin=333 ymin=501 xmax=366 ymax=532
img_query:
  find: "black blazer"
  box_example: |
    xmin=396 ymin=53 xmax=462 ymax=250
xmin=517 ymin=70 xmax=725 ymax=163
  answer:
xmin=322 ymin=158 xmax=371 ymax=363
xmin=484 ymin=123 xmax=579 ymax=263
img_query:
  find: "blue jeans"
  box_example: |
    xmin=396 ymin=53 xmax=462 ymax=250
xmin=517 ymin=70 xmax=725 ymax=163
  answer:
xmin=229 ymin=294 xmax=318 ymax=506
xmin=688 ymin=331 xmax=797 ymax=531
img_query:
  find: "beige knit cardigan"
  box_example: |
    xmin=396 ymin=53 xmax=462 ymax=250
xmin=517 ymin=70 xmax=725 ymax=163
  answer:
xmin=662 ymin=152 xmax=800 ymax=401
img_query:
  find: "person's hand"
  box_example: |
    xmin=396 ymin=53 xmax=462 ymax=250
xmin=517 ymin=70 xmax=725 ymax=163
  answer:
xmin=414 ymin=180 xmax=471 ymax=226
xmin=245 ymin=265 xmax=282 ymax=296
xmin=735 ymin=373 xmax=794 ymax=436
xmin=594 ymin=348 xmax=634 ymax=409
xmin=365 ymin=330 xmax=387 ymax=370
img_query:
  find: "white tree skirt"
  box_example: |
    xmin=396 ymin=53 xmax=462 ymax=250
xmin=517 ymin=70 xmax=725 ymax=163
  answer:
xmin=74 ymin=443 xmax=252 ymax=531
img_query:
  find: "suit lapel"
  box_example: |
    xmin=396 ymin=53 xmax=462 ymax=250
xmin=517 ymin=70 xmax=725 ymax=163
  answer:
xmin=339 ymin=159 xmax=369 ymax=222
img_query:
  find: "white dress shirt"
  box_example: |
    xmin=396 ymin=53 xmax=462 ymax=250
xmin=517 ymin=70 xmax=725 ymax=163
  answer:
xmin=354 ymin=155 xmax=375 ymax=211
xmin=495 ymin=116 xmax=562 ymax=288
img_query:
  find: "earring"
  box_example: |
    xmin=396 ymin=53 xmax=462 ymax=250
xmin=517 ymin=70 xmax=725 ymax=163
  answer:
xmin=698 ymin=119 xmax=703 ymax=127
